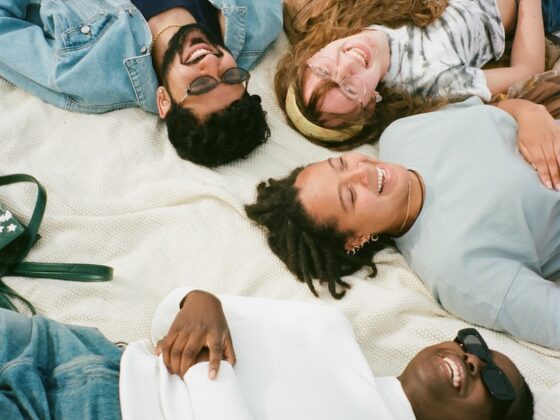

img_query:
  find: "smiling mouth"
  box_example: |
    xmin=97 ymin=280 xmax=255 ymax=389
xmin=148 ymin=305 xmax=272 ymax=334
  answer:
xmin=185 ymin=46 xmax=217 ymax=64
xmin=443 ymin=356 xmax=464 ymax=390
xmin=344 ymin=47 xmax=368 ymax=67
xmin=375 ymin=167 xmax=386 ymax=193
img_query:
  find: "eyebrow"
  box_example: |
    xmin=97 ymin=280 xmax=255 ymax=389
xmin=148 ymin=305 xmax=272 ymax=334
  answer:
xmin=328 ymin=158 xmax=348 ymax=213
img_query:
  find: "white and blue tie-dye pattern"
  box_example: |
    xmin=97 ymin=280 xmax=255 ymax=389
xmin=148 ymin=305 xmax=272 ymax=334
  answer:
xmin=371 ymin=0 xmax=505 ymax=101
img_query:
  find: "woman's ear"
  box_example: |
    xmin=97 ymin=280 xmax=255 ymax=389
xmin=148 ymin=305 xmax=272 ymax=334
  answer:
xmin=344 ymin=234 xmax=367 ymax=252
xmin=363 ymin=95 xmax=378 ymax=118
xmin=157 ymin=86 xmax=172 ymax=118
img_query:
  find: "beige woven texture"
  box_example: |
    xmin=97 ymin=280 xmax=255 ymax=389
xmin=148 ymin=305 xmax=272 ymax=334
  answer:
xmin=0 ymin=34 xmax=558 ymax=416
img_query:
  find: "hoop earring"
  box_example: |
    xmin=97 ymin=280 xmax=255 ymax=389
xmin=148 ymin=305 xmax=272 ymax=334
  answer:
xmin=346 ymin=234 xmax=378 ymax=255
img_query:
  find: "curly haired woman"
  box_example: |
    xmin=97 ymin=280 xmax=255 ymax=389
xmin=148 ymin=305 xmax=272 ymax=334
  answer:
xmin=277 ymin=0 xmax=544 ymax=149
xmin=246 ymin=97 xmax=560 ymax=350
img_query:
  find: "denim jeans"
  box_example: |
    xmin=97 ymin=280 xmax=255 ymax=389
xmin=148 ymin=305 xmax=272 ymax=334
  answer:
xmin=0 ymin=309 xmax=122 ymax=420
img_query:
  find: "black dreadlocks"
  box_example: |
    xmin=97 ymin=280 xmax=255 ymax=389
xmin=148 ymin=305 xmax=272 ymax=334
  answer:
xmin=245 ymin=167 xmax=392 ymax=298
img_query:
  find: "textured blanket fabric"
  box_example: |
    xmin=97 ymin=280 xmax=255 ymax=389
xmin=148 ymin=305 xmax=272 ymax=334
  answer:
xmin=0 ymin=34 xmax=558 ymax=417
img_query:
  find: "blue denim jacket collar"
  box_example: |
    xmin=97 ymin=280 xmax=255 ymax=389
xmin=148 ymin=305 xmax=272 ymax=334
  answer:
xmin=208 ymin=0 xmax=282 ymax=70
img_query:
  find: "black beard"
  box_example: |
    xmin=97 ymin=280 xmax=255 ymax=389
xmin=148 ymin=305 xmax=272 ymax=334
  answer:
xmin=160 ymin=23 xmax=226 ymax=81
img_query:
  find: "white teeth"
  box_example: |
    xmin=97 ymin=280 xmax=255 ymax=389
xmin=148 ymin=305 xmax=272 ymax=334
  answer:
xmin=186 ymin=48 xmax=213 ymax=63
xmin=443 ymin=357 xmax=462 ymax=389
xmin=346 ymin=48 xmax=368 ymax=67
xmin=375 ymin=167 xmax=385 ymax=193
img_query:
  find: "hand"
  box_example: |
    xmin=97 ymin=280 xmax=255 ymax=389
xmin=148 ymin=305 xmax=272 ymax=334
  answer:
xmin=516 ymin=104 xmax=560 ymax=190
xmin=156 ymin=290 xmax=236 ymax=380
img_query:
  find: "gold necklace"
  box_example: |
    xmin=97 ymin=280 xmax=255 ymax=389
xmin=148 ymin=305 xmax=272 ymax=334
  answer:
xmin=397 ymin=169 xmax=424 ymax=235
xmin=150 ymin=24 xmax=183 ymax=51
xmin=397 ymin=177 xmax=412 ymax=235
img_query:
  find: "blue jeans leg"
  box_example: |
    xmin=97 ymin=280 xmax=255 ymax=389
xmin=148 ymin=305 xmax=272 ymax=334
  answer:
xmin=0 ymin=309 xmax=123 ymax=420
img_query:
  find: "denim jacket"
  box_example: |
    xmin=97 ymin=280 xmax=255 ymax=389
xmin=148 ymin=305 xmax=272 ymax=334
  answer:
xmin=0 ymin=0 xmax=282 ymax=114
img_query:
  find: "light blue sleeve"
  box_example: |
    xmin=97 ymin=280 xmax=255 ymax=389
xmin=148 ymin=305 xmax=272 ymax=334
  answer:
xmin=211 ymin=0 xmax=282 ymax=70
xmin=0 ymin=0 xmax=68 ymax=108
xmin=437 ymin=262 xmax=560 ymax=350
xmin=0 ymin=0 xmax=157 ymax=113
xmin=494 ymin=264 xmax=560 ymax=349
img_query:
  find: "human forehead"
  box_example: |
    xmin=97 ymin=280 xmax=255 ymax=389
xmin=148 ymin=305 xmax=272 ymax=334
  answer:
xmin=294 ymin=153 xmax=369 ymax=215
xmin=294 ymin=159 xmax=344 ymax=219
xmin=295 ymin=160 xmax=336 ymax=200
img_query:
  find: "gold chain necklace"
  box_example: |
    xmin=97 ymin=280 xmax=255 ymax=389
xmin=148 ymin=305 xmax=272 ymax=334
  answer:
xmin=397 ymin=169 xmax=424 ymax=235
xmin=150 ymin=24 xmax=183 ymax=51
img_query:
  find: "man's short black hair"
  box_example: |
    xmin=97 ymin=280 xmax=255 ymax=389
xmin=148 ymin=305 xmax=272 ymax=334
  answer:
xmin=164 ymin=92 xmax=270 ymax=167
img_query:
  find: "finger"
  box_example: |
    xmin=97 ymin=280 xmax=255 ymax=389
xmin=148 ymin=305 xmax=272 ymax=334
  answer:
xmin=155 ymin=340 xmax=163 ymax=356
xmin=207 ymin=337 xmax=224 ymax=380
xmin=544 ymin=142 xmax=560 ymax=190
xmin=179 ymin=336 xmax=204 ymax=378
xmin=532 ymin=147 xmax=553 ymax=189
xmin=169 ymin=334 xmax=189 ymax=375
xmin=223 ymin=333 xmax=237 ymax=367
xmin=519 ymin=142 xmax=552 ymax=187
xmin=518 ymin=141 xmax=534 ymax=167
xmin=555 ymin=139 xmax=560 ymax=190
xmin=158 ymin=334 xmax=177 ymax=373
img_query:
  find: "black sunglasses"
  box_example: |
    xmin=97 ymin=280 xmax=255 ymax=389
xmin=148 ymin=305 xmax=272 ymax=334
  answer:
xmin=454 ymin=328 xmax=516 ymax=413
xmin=178 ymin=67 xmax=250 ymax=104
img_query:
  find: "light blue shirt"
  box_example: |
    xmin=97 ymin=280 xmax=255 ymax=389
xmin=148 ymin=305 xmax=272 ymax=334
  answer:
xmin=380 ymin=97 xmax=560 ymax=349
xmin=0 ymin=0 xmax=282 ymax=114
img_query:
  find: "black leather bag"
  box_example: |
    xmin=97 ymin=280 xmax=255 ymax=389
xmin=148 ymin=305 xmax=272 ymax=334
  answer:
xmin=0 ymin=174 xmax=112 ymax=313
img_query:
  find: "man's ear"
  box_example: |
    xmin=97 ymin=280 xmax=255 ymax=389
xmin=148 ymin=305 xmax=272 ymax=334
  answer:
xmin=344 ymin=234 xmax=367 ymax=252
xmin=157 ymin=86 xmax=172 ymax=118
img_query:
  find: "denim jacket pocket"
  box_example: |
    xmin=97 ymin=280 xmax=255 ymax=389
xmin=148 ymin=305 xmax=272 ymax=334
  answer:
xmin=61 ymin=13 xmax=115 ymax=53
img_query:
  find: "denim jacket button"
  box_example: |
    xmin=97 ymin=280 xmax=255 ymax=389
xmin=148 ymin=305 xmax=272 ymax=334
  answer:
xmin=80 ymin=25 xmax=91 ymax=35
xmin=140 ymin=47 xmax=147 ymax=54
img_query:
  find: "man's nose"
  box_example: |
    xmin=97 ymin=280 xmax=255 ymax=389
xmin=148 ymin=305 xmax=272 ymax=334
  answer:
xmin=197 ymin=53 xmax=220 ymax=77
xmin=463 ymin=353 xmax=485 ymax=377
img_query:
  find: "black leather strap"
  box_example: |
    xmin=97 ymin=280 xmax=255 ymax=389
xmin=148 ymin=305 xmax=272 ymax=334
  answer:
xmin=0 ymin=174 xmax=113 ymax=314
xmin=0 ymin=174 xmax=46 ymax=258
xmin=10 ymin=262 xmax=113 ymax=281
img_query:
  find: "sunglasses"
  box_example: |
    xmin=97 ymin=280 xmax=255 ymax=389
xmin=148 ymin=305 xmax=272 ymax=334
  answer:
xmin=454 ymin=328 xmax=516 ymax=414
xmin=177 ymin=67 xmax=250 ymax=105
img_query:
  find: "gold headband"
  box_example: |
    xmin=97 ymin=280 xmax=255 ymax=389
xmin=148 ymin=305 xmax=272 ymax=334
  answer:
xmin=285 ymin=85 xmax=364 ymax=143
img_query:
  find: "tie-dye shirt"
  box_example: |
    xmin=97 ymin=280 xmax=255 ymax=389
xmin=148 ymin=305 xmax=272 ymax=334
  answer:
xmin=371 ymin=0 xmax=505 ymax=101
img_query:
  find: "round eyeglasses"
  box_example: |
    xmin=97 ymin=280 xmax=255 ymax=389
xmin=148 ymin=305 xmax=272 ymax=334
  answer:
xmin=178 ymin=67 xmax=250 ymax=105
xmin=307 ymin=54 xmax=381 ymax=107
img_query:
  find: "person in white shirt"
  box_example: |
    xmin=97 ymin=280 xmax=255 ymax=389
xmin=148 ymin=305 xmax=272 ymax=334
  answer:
xmin=0 ymin=289 xmax=533 ymax=420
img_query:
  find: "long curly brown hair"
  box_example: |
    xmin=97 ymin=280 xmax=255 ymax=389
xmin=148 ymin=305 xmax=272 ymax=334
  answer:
xmin=277 ymin=0 xmax=455 ymax=150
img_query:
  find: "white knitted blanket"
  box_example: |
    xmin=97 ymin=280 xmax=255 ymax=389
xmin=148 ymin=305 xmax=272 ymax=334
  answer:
xmin=0 ymin=34 xmax=558 ymax=417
